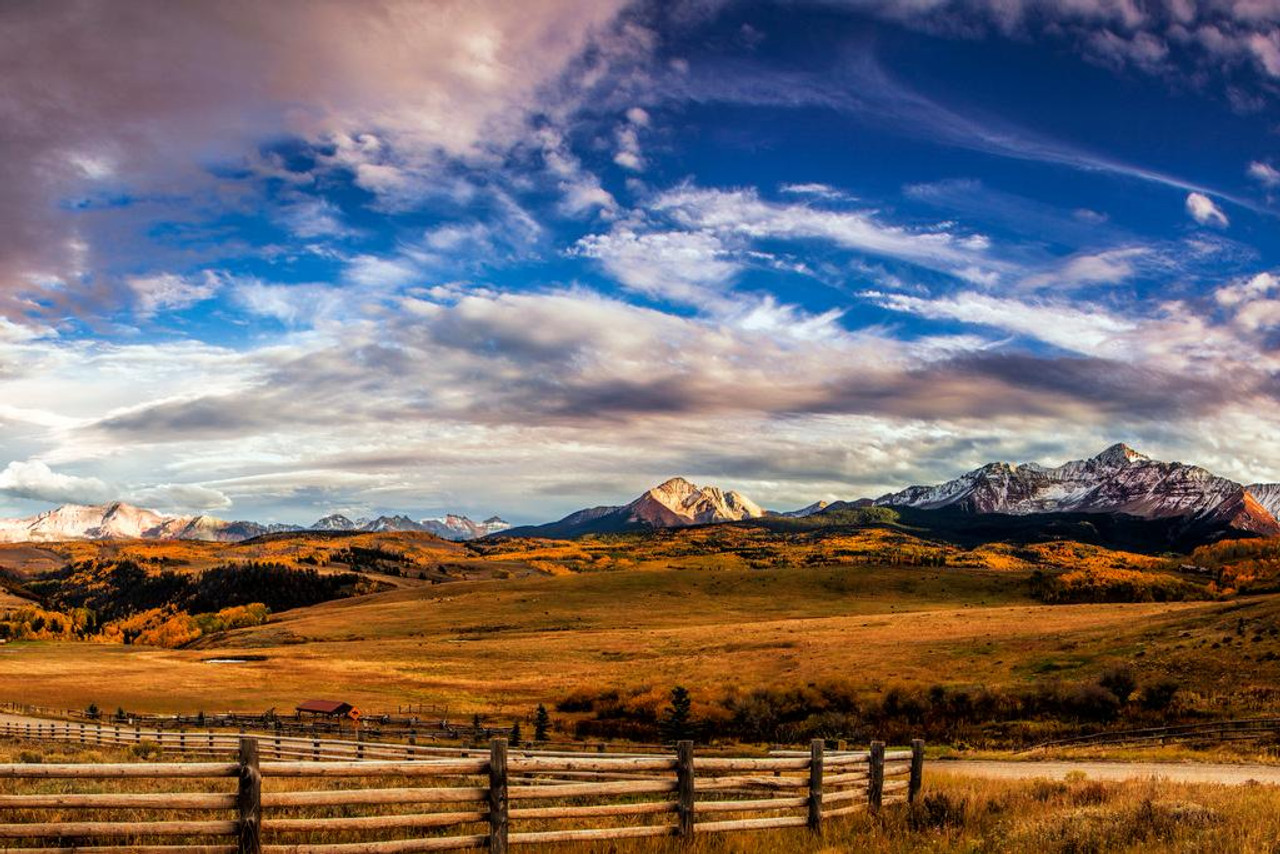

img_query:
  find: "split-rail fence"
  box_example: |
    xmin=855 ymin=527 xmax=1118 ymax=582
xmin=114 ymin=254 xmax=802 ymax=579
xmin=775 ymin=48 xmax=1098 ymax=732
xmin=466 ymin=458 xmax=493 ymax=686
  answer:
xmin=0 ymin=725 xmax=924 ymax=852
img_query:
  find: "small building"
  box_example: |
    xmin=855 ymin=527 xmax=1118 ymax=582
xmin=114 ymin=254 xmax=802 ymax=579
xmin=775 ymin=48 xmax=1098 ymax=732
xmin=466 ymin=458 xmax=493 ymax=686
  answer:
xmin=295 ymin=699 xmax=359 ymax=719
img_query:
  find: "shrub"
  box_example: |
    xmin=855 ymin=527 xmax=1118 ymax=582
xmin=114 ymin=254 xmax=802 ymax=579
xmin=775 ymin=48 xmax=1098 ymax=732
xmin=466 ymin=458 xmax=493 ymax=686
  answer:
xmin=1140 ymin=679 xmax=1179 ymax=712
xmin=1098 ymin=668 xmax=1137 ymax=704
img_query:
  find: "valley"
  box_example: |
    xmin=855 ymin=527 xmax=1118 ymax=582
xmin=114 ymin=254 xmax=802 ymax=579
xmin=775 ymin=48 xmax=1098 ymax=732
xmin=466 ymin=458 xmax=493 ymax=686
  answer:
xmin=6 ymin=444 xmax=1280 ymax=750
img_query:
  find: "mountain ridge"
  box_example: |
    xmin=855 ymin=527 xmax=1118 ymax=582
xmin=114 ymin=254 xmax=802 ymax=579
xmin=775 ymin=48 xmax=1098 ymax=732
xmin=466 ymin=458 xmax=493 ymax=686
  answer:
xmin=0 ymin=504 xmax=511 ymax=544
xmin=873 ymin=443 xmax=1280 ymax=538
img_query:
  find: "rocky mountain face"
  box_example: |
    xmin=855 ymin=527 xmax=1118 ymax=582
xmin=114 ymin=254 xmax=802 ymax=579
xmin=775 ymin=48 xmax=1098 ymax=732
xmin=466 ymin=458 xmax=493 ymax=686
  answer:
xmin=499 ymin=477 xmax=765 ymax=539
xmin=875 ymin=444 xmax=1280 ymax=537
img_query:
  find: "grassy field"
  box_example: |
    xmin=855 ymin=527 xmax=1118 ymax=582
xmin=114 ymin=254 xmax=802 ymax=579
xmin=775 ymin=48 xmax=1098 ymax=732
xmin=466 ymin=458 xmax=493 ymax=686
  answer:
xmin=1 ymin=561 xmax=1265 ymax=722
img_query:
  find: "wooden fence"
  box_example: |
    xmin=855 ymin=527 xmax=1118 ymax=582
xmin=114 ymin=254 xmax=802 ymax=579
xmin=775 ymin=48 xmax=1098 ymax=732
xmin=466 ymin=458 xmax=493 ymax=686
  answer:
xmin=0 ymin=735 xmax=924 ymax=852
xmin=1021 ymin=717 xmax=1280 ymax=753
xmin=0 ymin=703 xmax=657 ymax=753
xmin=0 ymin=718 xmax=648 ymax=763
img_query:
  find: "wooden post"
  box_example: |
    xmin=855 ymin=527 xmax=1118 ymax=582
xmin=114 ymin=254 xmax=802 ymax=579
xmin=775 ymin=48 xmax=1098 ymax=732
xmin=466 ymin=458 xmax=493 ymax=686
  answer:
xmin=909 ymin=739 xmax=925 ymax=803
xmin=237 ymin=737 xmax=262 ymax=854
xmin=676 ymin=740 xmax=695 ymax=840
xmin=808 ymin=739 xmax=824 ymax=833
xmin=867 ymin=740 xmax=885 ymax=814
xmin=488 ymin=737 xmax=509 ymax=854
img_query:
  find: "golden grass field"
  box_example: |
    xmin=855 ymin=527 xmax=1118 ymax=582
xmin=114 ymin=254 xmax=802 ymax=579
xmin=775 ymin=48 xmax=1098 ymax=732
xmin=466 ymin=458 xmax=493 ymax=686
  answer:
xmin=3 ymin=560 xmax=1276 ymax=721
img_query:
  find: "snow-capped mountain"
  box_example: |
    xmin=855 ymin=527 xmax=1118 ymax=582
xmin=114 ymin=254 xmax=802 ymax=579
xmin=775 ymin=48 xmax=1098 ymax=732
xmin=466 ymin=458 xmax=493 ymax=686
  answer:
xmin=420 ymin=515 xmax=511 ymax=540
xmin=0 ymin=503 xmax=301 ymax=544
xmin=875 ymin=444 xmax=1280 ymax=536
xmin=0 ymin=502 xmax=172 ymax=542
xmin=311 ymin=514 xmax=365 ymax=531
xmin=0 ymin=501 xmax=508 ymax=544
xmin=499 ymin=477 xmax=765 ymax=538
xmin=304 ymin=512 xmax=510 ymax=540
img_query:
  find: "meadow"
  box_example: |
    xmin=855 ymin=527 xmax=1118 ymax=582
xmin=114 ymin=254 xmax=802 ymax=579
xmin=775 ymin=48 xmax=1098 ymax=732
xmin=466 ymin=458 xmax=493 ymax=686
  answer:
xmin=1 ymin=561 xmax=1271 ymax=731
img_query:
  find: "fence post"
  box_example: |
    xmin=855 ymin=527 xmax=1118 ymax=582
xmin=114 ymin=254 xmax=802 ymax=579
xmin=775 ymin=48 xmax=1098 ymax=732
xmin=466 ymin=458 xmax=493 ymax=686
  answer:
xmin=808 ymin=739 xmax=824 ymax=833
xmin=867 ymin=740 xmax=885 ymax=814
xmin=676 ymin=740 xmax=695 ymax=840
xmin=237 ymin=737 xmax=262 ymax=854
xmin=909 ymin=739 xmax=925 ymax=803
xmin=488 ymin=737 xmax=509 ymax=854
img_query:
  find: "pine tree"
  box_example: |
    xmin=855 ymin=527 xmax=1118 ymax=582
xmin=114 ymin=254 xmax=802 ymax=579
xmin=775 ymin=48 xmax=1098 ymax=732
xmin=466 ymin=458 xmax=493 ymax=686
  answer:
xmin=510 ymin=721 xmax=522 ymax=746
xmin=660 ymin=686 xmax=693 ymax=743
xmin=534 ymin=704 xmax=551 ymax=742
xmin=471 ymin=712 xmax=483 ymax=744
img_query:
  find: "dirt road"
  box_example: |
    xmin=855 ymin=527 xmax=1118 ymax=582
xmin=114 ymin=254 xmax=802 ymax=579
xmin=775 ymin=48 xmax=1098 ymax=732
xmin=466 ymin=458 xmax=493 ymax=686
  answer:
xmin=938 ymin=759 xmax=1280 ymax=785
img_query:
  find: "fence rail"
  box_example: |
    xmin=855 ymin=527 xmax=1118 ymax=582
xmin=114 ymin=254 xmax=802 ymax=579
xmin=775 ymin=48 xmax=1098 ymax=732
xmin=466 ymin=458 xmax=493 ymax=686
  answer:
xmin=0 ymin=703 xmax=666 ymax=753
xmin=1020 ymin=717 xmax=1280 ymax=753
xmin=0 ymin=718 xmax=666 ymax=764
xmin=0 ymin=732 xmax=925 ymax=852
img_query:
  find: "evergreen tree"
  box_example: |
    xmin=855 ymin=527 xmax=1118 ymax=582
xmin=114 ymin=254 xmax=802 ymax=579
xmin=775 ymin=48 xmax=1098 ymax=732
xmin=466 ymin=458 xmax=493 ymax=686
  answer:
xmin=660 ymin=686 xmax=693 ymax=743
xmin=471 ymin=712 xmax=483 ymax=744
xmin=510 ymin=721 xmax=522 ymax=746
xmin=534 ymin=704 xmax=551 ymax=742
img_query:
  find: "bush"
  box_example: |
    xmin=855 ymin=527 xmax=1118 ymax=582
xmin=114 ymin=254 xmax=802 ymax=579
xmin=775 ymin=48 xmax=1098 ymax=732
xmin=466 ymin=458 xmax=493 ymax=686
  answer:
xmin=1098 ymin=668 xmax=1137 ymax=704
xmin=1140 ymin=679 xmax=1179 ymax=712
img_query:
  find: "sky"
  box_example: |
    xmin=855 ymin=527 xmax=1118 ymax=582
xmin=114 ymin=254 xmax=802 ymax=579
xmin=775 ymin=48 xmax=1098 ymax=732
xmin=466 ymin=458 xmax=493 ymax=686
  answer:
xmin=3 ymin=0 xmax=1280 ymax=525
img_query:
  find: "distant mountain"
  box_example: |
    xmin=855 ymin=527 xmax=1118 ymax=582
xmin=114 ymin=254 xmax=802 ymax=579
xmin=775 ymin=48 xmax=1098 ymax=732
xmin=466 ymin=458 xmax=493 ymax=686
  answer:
xmin=499 ymin=477 xmax=764 ymax=539
xmin=874 ymin=444 xmax=1280 ymax=538
xmin=421 ymin=514 xmax=511 ymax=540
xmin=0 ymin=501 xmax=507 ymax=544
xmin=0 ymin=502 xmax=303 ymax=544
xmin=303 ymin=512 xmax=508 ymax=540
xmin=778 ymin=500 xmax=829 ymax=518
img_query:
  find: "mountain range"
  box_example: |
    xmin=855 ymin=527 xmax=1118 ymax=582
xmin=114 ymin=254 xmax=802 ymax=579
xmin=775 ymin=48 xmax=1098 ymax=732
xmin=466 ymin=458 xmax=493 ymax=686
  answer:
xmin=0 ymin=504 xmax=509 ymax=544
xmin=872 ymin=443 xmax=1280 ymax=537
xmin=3 ymin=444 xmax=1280 ymax=547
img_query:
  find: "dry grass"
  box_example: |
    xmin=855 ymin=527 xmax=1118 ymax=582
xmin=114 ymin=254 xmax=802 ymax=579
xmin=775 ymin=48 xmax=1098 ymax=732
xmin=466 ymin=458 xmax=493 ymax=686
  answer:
xmin=0 ymin=563 xmax=1246 ymax=717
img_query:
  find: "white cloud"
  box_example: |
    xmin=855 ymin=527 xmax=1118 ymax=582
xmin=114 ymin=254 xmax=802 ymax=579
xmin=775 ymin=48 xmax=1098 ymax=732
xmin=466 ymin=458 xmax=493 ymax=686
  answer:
xmin=0 ymin=460 xmax=112 ymax=505
xmin=570 ymin=229 xmax=740 ymax=304
xmin=863 ymin=290 xmax=1136 ymax=357
xmin=279 ymin=197 xmax=350 ymax=239
xmin=125 ymin=271 xmax=225 ymax=318
xmin=613 ymin=107 xmax=649 ymax=172
xmin=127 ymin=483 xmax=232 ymax=511
xmin=653 ymin=184 xmax=1000 ymax=282
xmin=1185 ymin=192 xmax=1229 ymax=227
xmin=1214 ymin=271 xmax=1278 ymax=307
xmin=779 ymin=183 xmax=850 ymax=200
xmin=1248 ymin=160 xmax=1280 ymax=188
xmin=1021 ymin=247 xmax=1148 ymax=289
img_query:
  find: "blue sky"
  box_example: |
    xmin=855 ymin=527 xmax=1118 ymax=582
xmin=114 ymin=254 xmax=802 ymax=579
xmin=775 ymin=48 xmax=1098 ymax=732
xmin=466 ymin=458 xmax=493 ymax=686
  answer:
xmin=3 ymin=0 xmax=1280 ymax=524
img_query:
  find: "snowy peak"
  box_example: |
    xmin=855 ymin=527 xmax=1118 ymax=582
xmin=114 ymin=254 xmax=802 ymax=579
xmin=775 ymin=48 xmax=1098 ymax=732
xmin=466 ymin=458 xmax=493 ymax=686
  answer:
xmin=420 ymin=514 xmax=511 ymax=540
xmin=305 ymin=512 xmax=509 ymax=540
xmin=877 ymin=444 xmax=1280 ymax=537
xmin=1092 ymin=443 xmax=1151 ymax=467
xmin=627 ymin=477 xmax=765 ymax=527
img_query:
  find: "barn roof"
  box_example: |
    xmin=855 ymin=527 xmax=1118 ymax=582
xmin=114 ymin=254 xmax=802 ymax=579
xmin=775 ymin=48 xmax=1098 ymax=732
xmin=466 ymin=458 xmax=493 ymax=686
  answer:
xmin=296 ymin=699 xmax=353 ymax=714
